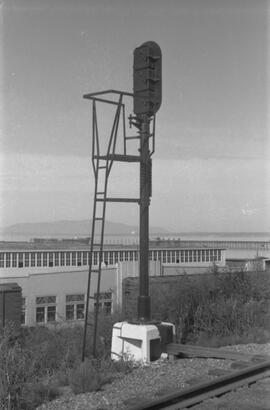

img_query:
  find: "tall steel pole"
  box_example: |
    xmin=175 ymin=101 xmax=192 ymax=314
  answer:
xmin=138 ymin=114 xmax=151 ymax=321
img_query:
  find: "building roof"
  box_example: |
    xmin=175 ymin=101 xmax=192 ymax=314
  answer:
xmin=0 ymin=239 xmax=226 ymax=252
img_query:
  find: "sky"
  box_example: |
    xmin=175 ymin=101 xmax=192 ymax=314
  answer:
xmin=0 ymin=0 xmax=269 ymax=232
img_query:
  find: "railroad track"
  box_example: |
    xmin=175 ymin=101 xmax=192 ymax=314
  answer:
xmin=130 ymin=355 xmax=270 ymax=410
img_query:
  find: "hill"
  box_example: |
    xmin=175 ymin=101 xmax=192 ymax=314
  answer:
xmin=2 ymin=220 xmax=169 ymax=239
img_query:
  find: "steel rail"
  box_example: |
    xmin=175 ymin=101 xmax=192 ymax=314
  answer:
xmin=130 ymin=359 xmax=270 ymax=410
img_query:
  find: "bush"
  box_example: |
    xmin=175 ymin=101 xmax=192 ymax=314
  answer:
xmin=150 ymin=270 xmax=270 ymax=345
xmin=69 ymin=359 xmax=104 ymax=394
xmin=0 ymin=327 xmax=34 ymax=410
xmin=0 ymin=315 xmax=125 ymax=408
xmin=20 ymin=382 xmax=60 ymax=410
xmin=68 ymin=355 xmax=133 ymax=395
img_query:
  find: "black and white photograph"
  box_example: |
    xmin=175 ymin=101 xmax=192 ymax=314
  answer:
xmin=0 ymin=1 xmax=270 ymax=409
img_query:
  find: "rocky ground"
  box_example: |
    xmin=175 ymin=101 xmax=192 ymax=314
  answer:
xmin=38 ymin=343 xmax=270 ymax=410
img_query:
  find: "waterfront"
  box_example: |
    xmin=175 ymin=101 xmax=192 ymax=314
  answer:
xmin=0 ymin=231 xmax=269 ymax=260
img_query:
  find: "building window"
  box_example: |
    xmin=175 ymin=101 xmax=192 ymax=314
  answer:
xmin=65 ymin=294 xmax=85 ymax=320
xmin=66 ymin=252 xmax=70 ymax=266
xmin=37 ymin=252 xmax=42 ymax=267
xmin=207 ymin=249 xmax=210 ymax=261
xmin=94 ymin=292 xmax=112 ymax=315
xmin=18 ymin=253 xmax=24 ymax=268
xmin=21 ymin=297 xmax=26 ymax=325
xmin=162 ymin=252 xmax=166 ymax=263
xmin=202 ymin=250 xmax=206 ymax=262
xmin=43 ymin=253 xmax=48 ymax=267
xmin=30 ymin=253 xmax=35 ymax=267
xmin=119 ymin=251 xmax=123 ymax=262
xmin=115 ymin=252 xmax=119 ymax=263
xmin=12 ymin=253 xmax=18 ymax=267
xmin=49 ymin=252 xmax=54 ymax=267
xmin=102 ymin=251 xmax=107 ymax=265
xmin=124 ymin=252 xmax=129 ymax=261
xmin=93 ymin=252 xmax=98 ymax=265
xmin=197 ymin=250 xmax=201 ymax=262
xmin=217 ymin=249 xmax=221 ymax=261
xmin=109 ymin=252 xmax=114 ymax=265
xmin=54 ymin=252 xmax=59 ymax=266
xmin=71 ymin=252 xmax=76 ymax=266
xmin=0 ymin=253 xmax=4 ymax=268
xmin=60 ymin=252 xmax=65 ymax=266
xmin=135 ymin=251 xmax=138 ymax=261
xmin=36 ymin=296 xmax=56 ymax=323
xmin=83 ymin=252 xmax=88 ymax=266
xmin=24 ymin=253 xmax=29 ymax=267
xmin=6 ymin=253 xmax=11 ymax=268
xmin=77 ymin=252 xmax=81 ymax=266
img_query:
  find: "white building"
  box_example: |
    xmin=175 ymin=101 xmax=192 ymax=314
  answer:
xmin=0 ymin=240 xmax=226 ymax=326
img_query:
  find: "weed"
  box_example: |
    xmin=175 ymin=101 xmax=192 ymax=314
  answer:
xmin=69 ymin=359 xmax=104 ymax=394
xmin=20 ymin=382 xmax=60 ymax=410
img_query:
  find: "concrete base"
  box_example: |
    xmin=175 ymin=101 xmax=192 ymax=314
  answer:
xmin=111 ymin=321 xmax=174 ymax=362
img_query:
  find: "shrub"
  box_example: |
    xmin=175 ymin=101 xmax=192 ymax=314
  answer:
xmin=20 ymin=382 xmax=60 ymax=410
xmin=69 ymin=359 xmax=104 ymax=394
xmin=150 ymin=270 xmax=270 ymax=345
xmin=0 ymin=327 xmax=34 ymax=410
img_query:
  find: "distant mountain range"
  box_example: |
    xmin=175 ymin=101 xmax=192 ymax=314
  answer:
xmin=1 ymin=220 xmax=169 ymax=239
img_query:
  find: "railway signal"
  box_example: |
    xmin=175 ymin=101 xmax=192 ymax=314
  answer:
xmin=133 ymin=41 xmax=162 ymax=116
xmin=83 ymin=41 xmax=174 ymax=362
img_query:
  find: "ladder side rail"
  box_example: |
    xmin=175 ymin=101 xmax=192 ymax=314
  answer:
xmin=82 ymin=166 xmax=100 ymax=361
xmin=82 ymin=102 xmax=101 ymax=361
xmin=92 ymin=163 xmax=110 ymax=356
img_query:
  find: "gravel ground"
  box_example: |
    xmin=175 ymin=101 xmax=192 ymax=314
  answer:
xmin=37 ymin=343 xmax=270 ymax=410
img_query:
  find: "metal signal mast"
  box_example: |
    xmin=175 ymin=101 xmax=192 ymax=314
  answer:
xmin=133 ymin=41 xmax=162 ymax=321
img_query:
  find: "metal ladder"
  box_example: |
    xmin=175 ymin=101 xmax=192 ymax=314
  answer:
xmin=82 ymin=91 xmax=142 ymax=360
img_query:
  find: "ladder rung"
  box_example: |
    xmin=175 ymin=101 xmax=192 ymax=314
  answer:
xmin=98 ymin=166 xmax=107 ymax=169
xmin=93 ymin=154 xmax=140 ymax=163
xmin=92 ymin=243 xmax=102 ymax=247
xmin=97 ymin=197 xmax=140 ymax=203
xmin=96 ymin=192 xmax=105 ymax=195
xmin=94 ymin=217 xmax=103 ymax=220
